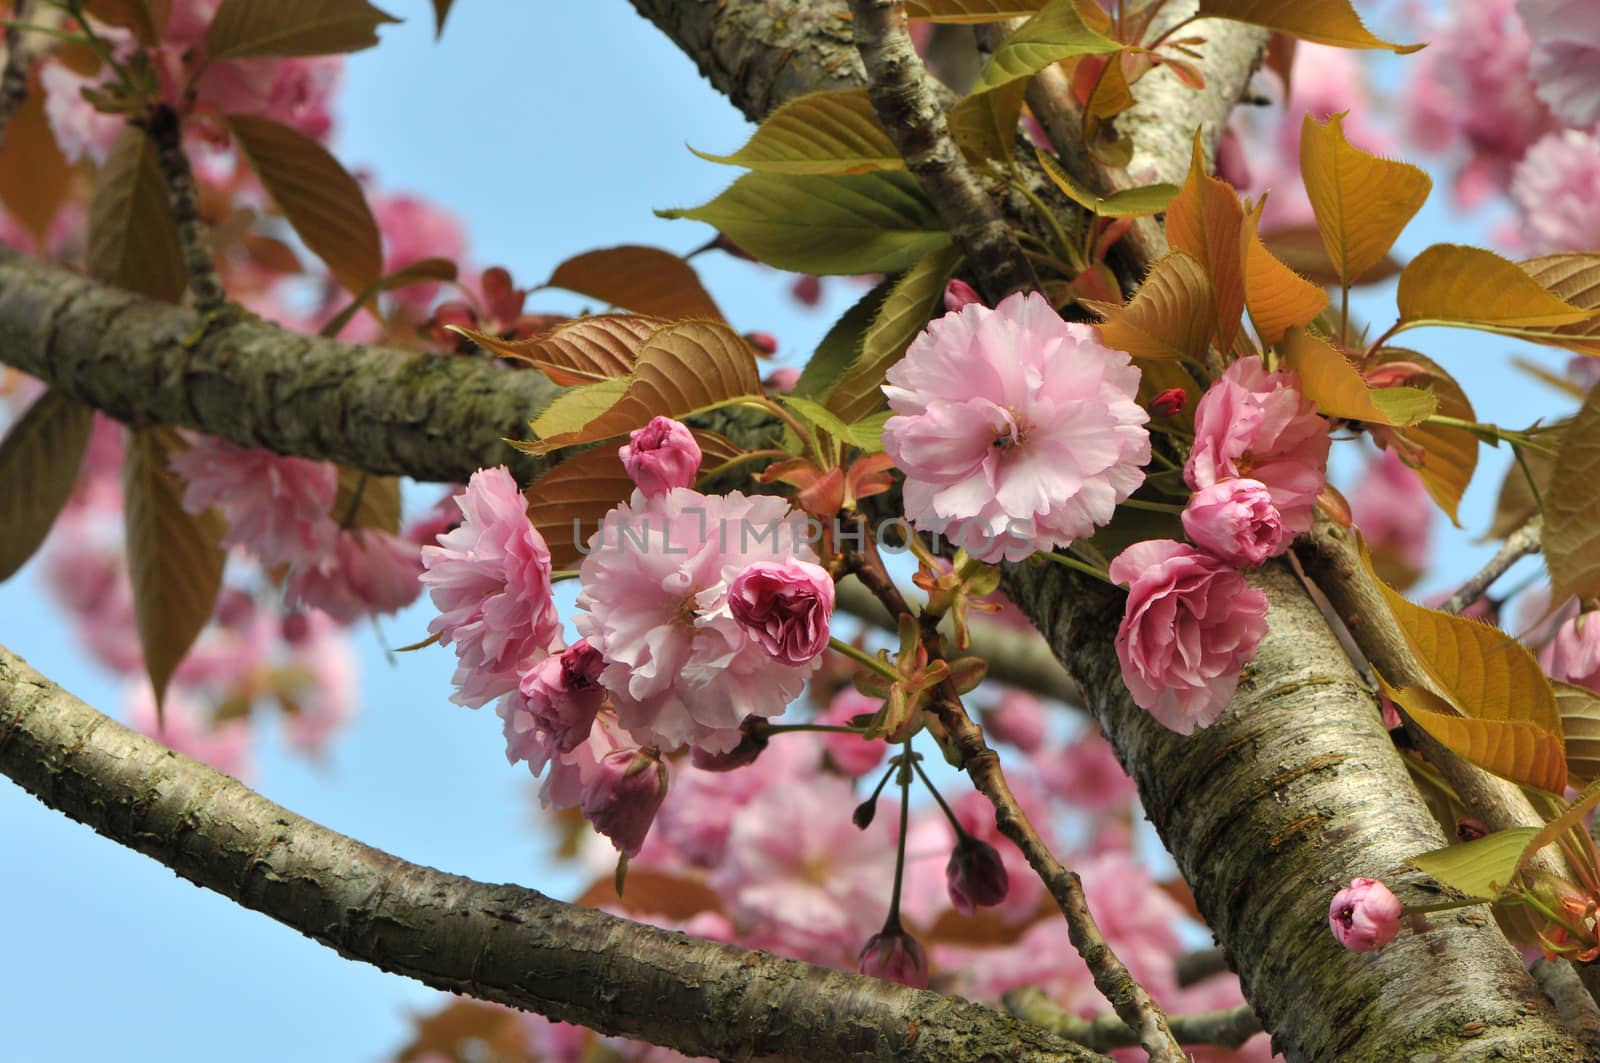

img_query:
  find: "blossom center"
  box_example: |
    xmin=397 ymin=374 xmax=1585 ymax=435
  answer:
xmin=990 ymin=407 xmax=1031 ymax=452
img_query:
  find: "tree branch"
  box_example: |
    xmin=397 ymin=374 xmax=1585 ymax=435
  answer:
xmin=1439 ymin=515 xmax=1543 ymax=616
xmin=0 ymin=245 xmax=555 ymax=484
xmin=142 ymin=105 xmax=226 ymax=312
xmin=1005 ymin=986 xmax=1262 ymax=1053
xmin=0 ymin=643 xmax=1111 ymax=1063
xmin=847 ymin=0 xmax=1036 ymax=303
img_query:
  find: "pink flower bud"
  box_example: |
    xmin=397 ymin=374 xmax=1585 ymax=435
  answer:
xmin=791 ymin=274 xmax=822 ymax=307
xmin=946 ymin=835 xmax=1010 ymax=915
xmin=745 ymin=331 xmax=779 ymax=356
xmin=619 ymin=416 xmax=702 ymax=497
xmin=1150 ymin=386 xmax=1187 ymax=417
xmin=858 ymin=924 xmax=928 ymax=987
xmin=764 ymin=366 xmax=801 ymax=393
xmin=1181 ymin=478 xmax=1291 ymax=568
xmin=1456 ymin=817 xmax=1488 ymax=842
xmin=943 ymin=278 xmax=983 ymax=312
xmin=517 ymin=640 xmax=607 ymax=754
xmin=727 ymin=560 xmax=835 ymax=666
xmin=1329 ymin=877 xmax=1402 ymax=952
xmin=1550 ymin=611 xmax=1600 ymax=694
xmin=580 ymin=747 xmax=669 ymax=858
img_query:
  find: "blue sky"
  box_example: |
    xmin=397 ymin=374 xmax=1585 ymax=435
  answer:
xmin=0 ymin=3 xmax=1577 ymax=1060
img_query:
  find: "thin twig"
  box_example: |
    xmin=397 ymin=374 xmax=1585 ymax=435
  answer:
xmin=845 ymin=531 xmax=1186 ymax=1063
xmin=1005 ymin=985 xmax=1262 ymax=1052
xmin=1438 ymin=515 xmax=1543 ymax=616
xmin=1175 ymin=946 xmax=1231 ymax=987
xmin=0 ymin=0 xmax=41 ymax=152
xmin=845 ymin=0 xmax=1037 ymax=304
xmin=141 ymin=104 xmax=226 ymax=312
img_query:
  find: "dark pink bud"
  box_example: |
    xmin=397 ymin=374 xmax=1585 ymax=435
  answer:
xmin=946 ymin=835 xmax=1010 ymax=915
xmin=1456 ymin=817 xmax=1488 ymax=842
xmin=943 ymin=278 xmax=983 ymax=312
xmin=852 ymin=795 xmax=879 ymax=830
xmin=791 ymin=274 xmax=823 ymax=307
xmin=763 ymin=366 xmax=801 ymax=393
xmin=858 ymin=924 xmax=928 ymax=987
xmin=745 ymin=331 xmax=779 ymax=356
xmin=1329 ymin=877 xmax=1402 ymax=952
xmin=516 ymin=640 xmax=606 ymax=754
xmin=727 ymin=560 xmax=835 ymax=666
xmin=1150 ymin=387 xmax=1187 ymax=417
xmin=580 ymin=748 xmax=668 ymax=858
xmin=618 ymin=416 xmax=702 ymax=496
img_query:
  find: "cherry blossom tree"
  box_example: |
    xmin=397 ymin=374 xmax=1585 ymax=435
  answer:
xmin=5 ymin=1 xmax=1600 ymax=1060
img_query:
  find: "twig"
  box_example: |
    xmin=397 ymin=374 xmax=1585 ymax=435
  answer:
xmin=1532 ymin=958 xmax=1600 ymax=1047
xmin=1005 ymin=985 xmax=1262 ymax=1052
xmin=1438 ymin=516 xmax=1543 ymax=616
xmin=0 ymin=0 xmax=41 ymax=152
xmin=845 ymin=533 xmax=1187 ymax=1063
xmin=1176 ymin=946 xmax=1231 ymax=987
xmin=845 ymin=0 xmax=1037 ymax=304
xmin=141 ymin=104 xmax=226 ymax=312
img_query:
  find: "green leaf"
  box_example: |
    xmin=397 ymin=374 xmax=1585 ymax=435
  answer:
xmin=546 ymin=245 xmax=723 ymax=321
xmin=528 ymin=378 xmax=632 ymax=442
xmin=1558 ymin=681 xmax=1600 ymax=789
xmin=1366 ymin=386 xmax=1438 ymax=427
xmin=1087 ymin=251 xmax=1212 ymax=364
xmin=692 ymin=90 xmax=900 ymax=176
xmin=1037 ymin=150 xmax=1179 ymax=217
xmin=1520 ymin=778 xmax=1600 ymax=873
xmin=125 ymin=426 xmax=226 ymax=713
xmin=658 ymin=170 xmax=951 ymax=276
xmin=970 ymin=0 xmax=1121 ymax=94
xmin=206 ymin=0 xmax=398 ymax=59
xmin=1396 ymin=245 xmax=1596 ymax=337
xmin=88 ymin=127 xmax=187 ymax=303
xmin=905 ymin=0 xmax=1048 ymax=21
xmin=947 ymin=80 xmax=1029 ymax=166
xmin=1545 ymin=383 xmax=1600 ymax=605
xmin=0 ymin=390 xmax=94 ymax=581
xmin=332 ymin=468 xmax=400 ymax=534
xmin=1196 ymin=0 xmax=1422 ymax=52
xmin=827 ymin=245 xmax=962 ymax=423
xmin=779 ymin=393 xmax=854 ymax=444
xmin=1409 ymin=827 xmax=1541 ymax=902
xmin=794 ymin=280 xmax=891 ymax=400
xmin=226 ymin=114 xmax=383 ymax=297
xmin=846 ymin=411 xmax=894 ymax=454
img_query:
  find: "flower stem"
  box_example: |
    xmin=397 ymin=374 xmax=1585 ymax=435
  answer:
xmin=830 ymin=637 xmax=901 ymax=682
xmin=886 ymin=744 xmax=914 ymax=924
xmin=1039 ymin=550 xmax=1114 ymax=584
xmin=910 ymin=751 xmax=969 ymax=840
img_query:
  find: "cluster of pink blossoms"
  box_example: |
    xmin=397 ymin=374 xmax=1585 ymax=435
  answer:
xmin=1113 ymin=356 xmax=1329 ymax=734
xmin=421 ymin=417 xmax=837 ymax=856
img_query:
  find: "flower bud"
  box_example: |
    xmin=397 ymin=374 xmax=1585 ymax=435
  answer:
xmin=1329 ymin=877 xmax=1402 ymax=952
xmin=1181 ymin=477 xmax=1291 ymax=568
xmin=580 ymin=748 xmax=668 ymax=858
xmin=946 ymin=835 xmax=1010 ymax=915
xmin=1150 ymin=386 xmax=1187 ymax=417
xmin=728 ymin=560 xmax=835 ymax=666
xmin=763 ymin=366 xmax=801 ymax=393
xmin=745 ymin=331 xmax=779 ymax=356
xmin=619 ymin=416 xmax=702 ymax=497
xmin=852 ymin=796 xmax=879 ymax=830
xmin=858 ymin=923 xmax=928 ymax=988
xmin=517 ymin=639 xmax=606 ymax=753
xmin=943 ymin=278 xmax=983 ymax=312
xmin=1550 ymin=611 xmax=1600 ymax=694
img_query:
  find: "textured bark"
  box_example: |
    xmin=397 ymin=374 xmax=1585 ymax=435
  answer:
xmin=0 ymin=645 xmax=1109 ymax=1063
xmin=1003 ymin=562 xmax=1588 ymax=1061
xmin=0 ymin=246 xmax=556 ymax=484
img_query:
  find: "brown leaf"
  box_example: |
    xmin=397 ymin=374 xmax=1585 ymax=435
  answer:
xmin=379 ymin=256 xmax=457 ymax=290
xmin=546 ymin=245 xmax=723 ymax=321
xmin=88 ymin=127 xmax=187 ymax=303
xmin=1197 ymin=0 xmax=1422 ymax=52
xmin=430 ymin=0 xmax=454 ymax=37
xmin=1376 ymin=349 xmax=1477 ymax=525
xmin=0 ymin=77 xmax=71 ymax=250
xmin=0 ymin=390 xmax=94 ymax=581
xmin=1545 ymin=383 xmax=1600 ymax=605
xmin=394 ymin=1000 xmax=533 ymax=1063
xmin=904 ymin=0 xmax=1047 ymax=20
xmin=1558 ymin=681 xmax=1600 ymax=789
xmin=332 ymin=467 xmax=400 ymax=534
xmin=1241 ymin=199 xmax=1326 ymax=345
xmin=576 ymin=868 xmax=724 ymax=920
xmin=523 ymin=446 xmax=635 ymax=570
xmin=1259 ymin=224 xmax=1400 ymax=288
xmin=1088 ymin=250 xmax=1213 ymax=363
xmin=1279 ymin=329 xmax=1432 ymax=425
xmin=520 ymin=321 xmax=764 ymax=456
xmin=240 ymin=233 xmax=303 ymax=275
xmin=83 ymin=0 xmax=171 ymax=44
xmin=206 ymin=0 xmax=398 ymax=59
xmin=1165 ymin=133 xmax=1245 ymax=352
xmin=457 ymin=313 xmax=667 ymax=384
xmin=1299 ymin=113 xmax=1430 ymax=287
xmin=226 ymin=113 xmax=382 ymax=296
xmin=1519 ymin=253 xmax=1600 ymax=356
xmin=1397 ymin=245 xmax=1594 ymax=334
xmin=124 ymin=427 xmax=226 ymax=712
xmin=1385 ymin=681 xmax=1566 ymax=795
xmin=1487 ymin=434 xmax=1556 ymax=541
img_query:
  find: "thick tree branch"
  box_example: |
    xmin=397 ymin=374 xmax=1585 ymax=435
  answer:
xmin=847 ymin=0 xmax=1036 ymax=303
xmin=0 ymin=644 xmax=1111 ymax=1063
xmin=0 ymin=246 xmax=555 ymax=484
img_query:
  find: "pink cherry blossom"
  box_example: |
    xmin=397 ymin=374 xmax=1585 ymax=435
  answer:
xmin=1511 ymin=131 xmax=1600 ymax=257
xmin=372 ymin=192 xmax=469 ymax=316
xmin=1349 ymin=449 xmax=1433 ymax=577
xmin=39 ymin=61 xmax=123 ymax=165
xmin=710 ymin=774 xmax=896 ymax=965
xmin=195 ymin=57 xmax=342 ymax=143
xmin=581 ymin=747 xmax=669 ymax=858
xmin=1186 ymin=356 xmax=1330 ymax=535
xmin=1040 ymin=729 xmax=1136 ymax=813
xmin=1182 ymin=478 xmax=1290 ymax=568
xmin=1110 ymin=539 xmax=1270 ymax=734
xmin=421 ymin=466 xmax=561 ymax=709
xmin=815 ymin=688 xmax=887 ymax=777
xmin=127 ymin=685 xmax=253 ymax=780
xmin=288 ymin=528 xmax=422 ymax=624
xmin=277 ymin=609 xmax=359 ymax=754
xmin=946 ymin=835 xmax=1009 ymax=916
xmin=1549 ymin=612 xmax=1600 ymax=693
xmin=653 ymin=739 xmax=810 ymax=868
xmin=502 ymin=640 xmax=607 ymax=755
xmin=983 ymin=690 xmax=1048 ymax=753
xmin=883 ymin=291 xmax=1150 ymax=563
xmin=1329 ymin=877 xmax=1402 ymax=952
xmin=727 ymin=559 xmax=834 ymax=665
xmin=575 ymin=488 xmax=823 ymax=753
xmin=619 ymin=417 xmax=702 ymax=497
xmin=1519 ymin=0 xmax=1600 ymax=127
xmin=167 ymin=438 xmax=339 ymax=569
